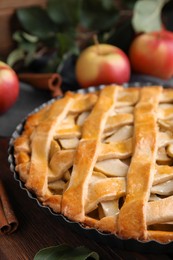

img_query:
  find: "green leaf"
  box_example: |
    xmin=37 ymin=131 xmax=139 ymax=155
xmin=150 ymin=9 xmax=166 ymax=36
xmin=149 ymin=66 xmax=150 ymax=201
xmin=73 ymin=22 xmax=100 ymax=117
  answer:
xmin=120 ymin=0 xmax=137 ymax=9
xmin=12 ymin=31 xmax=24 ymax=43
xmin=13 ymin=31 xmax=38 ymax=45
xmin=98 ymin=0 xmax=116 ymax=10
xmin=107 ymin=18 xmax=135 ymax=53
xmin=56 ymin=32 xmax=79 ymax=58
xmin=22 ymin=32 xmax=39 ymax=43
xmin=16 ymin=39 xmax=37 ymax=54
xmin=34 ymin=245 xmax=99 ymax=260
xmin=132 ymin=0 xmax=170 ymax=33
xmin=80 ymin=0 xmax=118 ymax=31
xmin=7 ymin=49 xmax=25 ymax=67
xmin=47 ymin=0 xmax=81 ymax=28
xmin=16 ymin=6 xmax=57 ymax=39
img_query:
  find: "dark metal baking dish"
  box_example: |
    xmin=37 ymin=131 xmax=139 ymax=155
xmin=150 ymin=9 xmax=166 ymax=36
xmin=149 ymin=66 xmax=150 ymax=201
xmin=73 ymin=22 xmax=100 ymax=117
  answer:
xmin=8 ymin=83 xmax=173 ymax=254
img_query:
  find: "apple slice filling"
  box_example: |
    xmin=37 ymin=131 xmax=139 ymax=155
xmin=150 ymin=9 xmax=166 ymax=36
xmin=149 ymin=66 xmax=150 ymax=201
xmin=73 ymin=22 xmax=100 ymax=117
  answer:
xmin=98 ymin=200 xmax=120 ymax=218
xmin=105 ymin=125 xmax=133 ymax=143
xmin=48 ymin=150 xmax=75 ymax=182
xmin=59 ymin=137 xmax=79 ymax=149
xmin=158 ymin=104 xmax=173 ymax=120
xmin=85 ymin=177 xmax=126 ymax=214
xmin=114 ymin=106 xmax=134 ymax=114
xmin=157 ymin=131 xmax=173 ymax=148
xmin=76 ymin=111 xmax=90 ymax=125
xmin=158 ymin=119 xmax=173 ymax=131
xmin=151 ymin=180 xmax=173 ymax=196
xmin=154 ymin=165 xmax=173 ymax=185
xmin=98 ymin=138 xmax=132 ymax=161
xmin=167 ymin=144 xmax=173 ymax=157
xmin=105 ymin=113 xmax=133 ymax=133
xmin=157 ymin=147 xmax=172 ymax=165
xmin=94 ymin=158 xmax=129 ymax=177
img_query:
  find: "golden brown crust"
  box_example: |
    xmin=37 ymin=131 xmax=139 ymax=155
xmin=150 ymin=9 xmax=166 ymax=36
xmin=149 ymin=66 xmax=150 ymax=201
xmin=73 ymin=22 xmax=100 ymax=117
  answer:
xmin=62 ymin=86 xmax=120 ymax=221
xmin=84 ymin=215 xmax=118 ymax=233
xmin=147 ymin=230 xmax=173 ymax=244
xmin=13 ymin=85 xmax=173 ymax=244
xmin=26 ymin=96 xmax=74 ymax=197
xmin=118 ymin=87 xmax=162 ymax=240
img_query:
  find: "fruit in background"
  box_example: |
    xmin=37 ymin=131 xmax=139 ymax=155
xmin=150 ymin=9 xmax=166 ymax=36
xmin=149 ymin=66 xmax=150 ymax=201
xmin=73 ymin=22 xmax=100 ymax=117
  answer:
xmin=129 ymin=30 xmax=173 ymax=79
xmin=0 ymin=61 xmax=19 ymax=114
xmin=75 ymin=44 xmax=131 ymax=88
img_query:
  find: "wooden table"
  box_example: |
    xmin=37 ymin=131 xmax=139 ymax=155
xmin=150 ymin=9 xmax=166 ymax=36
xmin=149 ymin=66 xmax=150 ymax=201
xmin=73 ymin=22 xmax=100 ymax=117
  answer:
xmin=1 ymin=136 xmax=173 ymax=259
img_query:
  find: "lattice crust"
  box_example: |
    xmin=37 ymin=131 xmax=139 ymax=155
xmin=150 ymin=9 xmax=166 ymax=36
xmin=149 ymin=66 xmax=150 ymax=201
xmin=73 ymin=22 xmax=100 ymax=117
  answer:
xmin=13 ymin=85 xmax=173 ymax=243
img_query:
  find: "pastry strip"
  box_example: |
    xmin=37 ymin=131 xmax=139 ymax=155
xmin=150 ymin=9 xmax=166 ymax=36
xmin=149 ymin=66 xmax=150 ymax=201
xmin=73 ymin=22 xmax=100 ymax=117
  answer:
xmin=26 ymin=95 xmax=73 ymax=197
xmin=98 ymin=138 xmax=132 ymax=161
xmin=62 ymin=85 xmax=121 ymax=221
xmin=147 ymin=230 xmax=173 ymax=244
xmin=85 ymin=177 xmax=126 ymax=214
xmin=118 ymin=86 xmax=162 ymax=240
xmin=147 ymin=195 xmax=173 ymax=225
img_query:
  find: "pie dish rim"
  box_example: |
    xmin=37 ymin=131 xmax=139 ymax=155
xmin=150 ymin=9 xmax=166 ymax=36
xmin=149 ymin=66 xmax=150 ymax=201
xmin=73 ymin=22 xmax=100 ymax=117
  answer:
xmin=8 ymin=82 xmax=173 ymax=253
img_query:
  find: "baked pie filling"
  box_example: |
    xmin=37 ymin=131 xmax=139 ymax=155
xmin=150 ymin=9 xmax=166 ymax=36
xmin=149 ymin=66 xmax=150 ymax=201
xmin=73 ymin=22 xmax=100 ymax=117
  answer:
xmin=13 ymin=85 xmax=173 ymax=243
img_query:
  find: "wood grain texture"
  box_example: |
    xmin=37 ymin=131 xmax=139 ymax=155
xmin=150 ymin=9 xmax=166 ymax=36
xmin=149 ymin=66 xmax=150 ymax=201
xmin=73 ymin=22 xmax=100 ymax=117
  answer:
xmin=0 ymin=8 xmax=14 ymax=57
xmin=0 ymin=0 xmax=47 ymax=10
xmin=0 ymin=136 xmax=173 ymax=260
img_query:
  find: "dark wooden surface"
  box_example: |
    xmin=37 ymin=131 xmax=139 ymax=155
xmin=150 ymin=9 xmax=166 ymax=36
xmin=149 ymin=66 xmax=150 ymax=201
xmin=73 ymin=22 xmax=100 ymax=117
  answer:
xmin=0 ymin=136 xmax=173 ymax=260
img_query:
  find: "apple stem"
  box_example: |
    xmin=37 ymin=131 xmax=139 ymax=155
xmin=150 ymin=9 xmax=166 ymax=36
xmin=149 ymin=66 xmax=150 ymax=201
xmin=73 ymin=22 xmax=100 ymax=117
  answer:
xmin=93 ymin=34 xmax=100 ymax=55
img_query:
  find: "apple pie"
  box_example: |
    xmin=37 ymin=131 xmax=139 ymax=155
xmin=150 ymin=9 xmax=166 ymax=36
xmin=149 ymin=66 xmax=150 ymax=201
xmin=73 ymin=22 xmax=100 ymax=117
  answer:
xmin=13 ymin=85 xmax=173 ymax=244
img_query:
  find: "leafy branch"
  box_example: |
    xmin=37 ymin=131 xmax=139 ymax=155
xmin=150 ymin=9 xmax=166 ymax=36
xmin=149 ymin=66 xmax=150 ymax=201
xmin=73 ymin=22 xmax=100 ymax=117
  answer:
xmin=7 ymin=0 xmax=172 ymax=75
xmin=7 ymin=0 xmax=136 ymax=73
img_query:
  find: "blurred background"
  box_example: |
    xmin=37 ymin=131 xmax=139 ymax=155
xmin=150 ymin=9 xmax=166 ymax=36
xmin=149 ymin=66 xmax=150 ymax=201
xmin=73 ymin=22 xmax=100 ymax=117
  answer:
xmin=1 ymin=0 xmax=173 ymax=135
xmin=0 ymin=0 xmax=47 ymax=58
xmin=1 ymin=0 xmax=173 ymax=84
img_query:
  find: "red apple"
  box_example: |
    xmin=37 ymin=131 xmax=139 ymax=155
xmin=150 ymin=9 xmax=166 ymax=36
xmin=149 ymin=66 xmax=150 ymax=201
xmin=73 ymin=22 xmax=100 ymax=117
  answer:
xmin=0 ymin=61 xmax=19 ymax=114
xmin=75 ymin=44 xmax=131 ymax=88
xmin=129 ymin=30 xmax=173 ymax=79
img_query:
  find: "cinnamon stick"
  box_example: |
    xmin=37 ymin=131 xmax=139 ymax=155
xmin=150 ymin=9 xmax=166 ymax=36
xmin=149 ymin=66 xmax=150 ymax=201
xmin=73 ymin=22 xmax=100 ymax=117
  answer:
xmin=18 ymin=73 xmax=63 ymax=97
xmin=0 ymin=180 xmax=18 ymax=234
